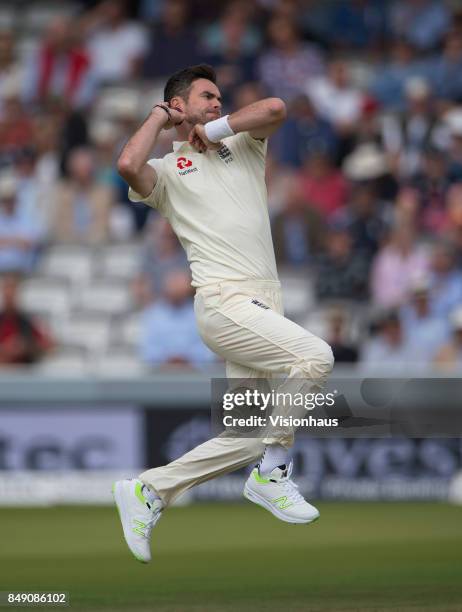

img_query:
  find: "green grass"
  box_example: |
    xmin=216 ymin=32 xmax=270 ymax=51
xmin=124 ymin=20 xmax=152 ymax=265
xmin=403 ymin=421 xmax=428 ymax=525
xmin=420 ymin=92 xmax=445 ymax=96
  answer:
xmin=2 ymin=501 xmax=462 ymax=611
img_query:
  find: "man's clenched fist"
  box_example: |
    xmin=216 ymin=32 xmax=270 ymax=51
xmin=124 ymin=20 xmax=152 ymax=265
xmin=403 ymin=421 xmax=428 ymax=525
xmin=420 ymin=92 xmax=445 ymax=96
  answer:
xmin=188 ymin=124 xmax=222 ymax=153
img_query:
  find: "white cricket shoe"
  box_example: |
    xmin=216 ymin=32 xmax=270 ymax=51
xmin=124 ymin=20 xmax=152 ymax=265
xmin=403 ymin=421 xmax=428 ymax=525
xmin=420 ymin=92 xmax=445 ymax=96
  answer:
xmin=243 ymin=462 xmax=320 ymax=524
xmin=112 ymin=479 xmax=163 ymax=563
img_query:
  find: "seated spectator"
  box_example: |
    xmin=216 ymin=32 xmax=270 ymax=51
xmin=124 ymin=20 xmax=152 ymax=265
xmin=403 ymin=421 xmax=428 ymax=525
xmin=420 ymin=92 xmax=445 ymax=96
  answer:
xmin=432 ymin=30 xmax=462 ymax=104
xmin=85 ymin=0 xmax=148 ymax=83
xmin=201 ymin=1 xmax=260 ymax=55
xmin=139 ymin=269 xmax=214 ymax=368
xmin=325 ymin=306 xmax=359 ymax=363
xmin=315 ymin=223 xmax=369 ymax=301
xmin=298 ymin=151 xmax=349 ymax=220
xmin=427 ymin=241 xmax=462 ymax=318
xmin=257 ymin=15 xmax=324 ymax=103
xmin=271 ymin=95 xmax=338 ymax=168
xmin=408 ymin=147 xmax=451 ymax=235
xmin=272 ymin=182 xmax=325 ymax=267
xmin=337 ymin=181 xmax=390 ymax=258
xmin=0 ymin=171 xmax=43 ymax=273
xmin=0 ymin=82 xmax=34 ymax=166
xmin=22 ymin=16 xmax=94 ymax=109
xmin=143 ymin=0 xmax=200 ymax=79
xmin=369 ymin=38 xmax=422 ymax=112
xmin=400 ymin=277 xmax=449 ymax=360
xmin=200 ymin=2 xmax=259 ymax=106
xmin=133 ymin=215 xmax=188 ymax=306
xmin=307 ymin=58 xmax=364 ymax=137
xmin=359 ymin=310 xmax=415 ymax=374
xmin=433 ymin=306 xmax=462 ymax=371
xmin=0 ymin=273 xmax=53 ymax=365
xmin=443 ymin=109 xmax=462 ymax=182
xmin=371 ymin=224 xmax=430 ymax=307
xmin=388 ymin=0 xmax=450 ymax=52
xmin=0 ymin=30 xmax=24 ymax=116
xmin=51 ymin=147 xmax=113 ymax=244
xmin=381 ymin=77 xmax=438 ymax=178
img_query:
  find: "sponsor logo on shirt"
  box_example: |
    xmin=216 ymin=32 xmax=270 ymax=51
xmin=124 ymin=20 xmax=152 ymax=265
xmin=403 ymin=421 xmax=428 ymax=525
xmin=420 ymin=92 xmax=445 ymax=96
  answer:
xmin=217 ymin=145 xmax=234 ymax=164
xmin=177 ymin=156 xmax=198 ymax=176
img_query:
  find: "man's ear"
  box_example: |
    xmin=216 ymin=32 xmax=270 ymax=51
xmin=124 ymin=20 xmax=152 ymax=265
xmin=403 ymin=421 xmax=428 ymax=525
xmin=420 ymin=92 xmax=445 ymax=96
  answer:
xmin=169 ymin=96 xmax=184 ymax=112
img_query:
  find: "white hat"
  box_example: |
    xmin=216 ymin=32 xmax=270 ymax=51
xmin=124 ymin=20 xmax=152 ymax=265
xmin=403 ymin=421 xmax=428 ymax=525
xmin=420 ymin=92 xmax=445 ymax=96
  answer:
xmin=404 ymin=76 xmax=430 ymax=100
xmin=450 ymin=306 xmax=462 ymax=329
xmin=444 ymin=108 xmax=462 ymax=136
xmin=343 ymin=144 xmax=388 ymax=180
xmin=0 ymin=171 xmax=17 ymax=199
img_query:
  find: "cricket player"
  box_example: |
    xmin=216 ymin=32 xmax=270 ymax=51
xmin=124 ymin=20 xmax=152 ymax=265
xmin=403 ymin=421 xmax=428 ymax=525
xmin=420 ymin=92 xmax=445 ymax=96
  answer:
xmin=113 ymin=65 xmax=334 ymax=563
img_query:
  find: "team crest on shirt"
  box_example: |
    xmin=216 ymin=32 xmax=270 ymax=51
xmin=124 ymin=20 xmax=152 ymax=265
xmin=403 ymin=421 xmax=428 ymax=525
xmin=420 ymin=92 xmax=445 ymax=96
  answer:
xmin=217 ymin=145 xmax=234 ymax=164
xmin=177 ymin=156 xmax=198 ymax=175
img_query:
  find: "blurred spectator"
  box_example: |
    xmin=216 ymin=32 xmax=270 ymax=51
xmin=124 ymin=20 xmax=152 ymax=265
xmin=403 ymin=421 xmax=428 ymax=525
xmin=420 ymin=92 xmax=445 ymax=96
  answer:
xmin=371 ymin=224 xmax=430 ymax=307
xmin=265 ymin=153 xmax=295 ymax=216
xmin=433 ymin=306 xmax=462 ymax=371
xmin=0 ymin=83 xmax=34 ymax=166
xmin=427 ymin=241 xmax=462 ymax=318
xmin=0 ymin=30 xmax=24 ymax=116
xmin=258 ymin=16 xmax=324 ymax=103
xmin=23 ymin=16 xmax=94 ymax=109
xmin=139 ymin=269 xmax=214 ymax=368
xmin=432 ymin=30 xmax=462 ymax=104
xmin=201 ymin=1 xmax=261 ymax=56
xmin=0 ymin=171 xmax=43 ymax=273
xmin=408 ymin=147 xmax=451 ymax=235
xmin=325 ymin=306 xmax=359 ymax=363
xmin=444 ymin=183 xmax=462 ymax=265
xmin=388 ymin=0 xmax=450 ymax=52
xmin=200 ymin=2 xmax=259 ymax=106
xmin=382 ymin=77 xmax=438 ymax=178
xmin=443 ymin=108 xmax=462 ymax=182
xmin=0 ymin=273 xmax=53 ymax=365
xmin=369 ymin=38 xmax=422 ymax=111
xmin=327 ymin=0 xmax=387 ymax=51
xmin=133 ymin=216 xmax=188 ymax=306
xmin=315 ymin=224 xmax=369 ymax=301
xmin=272 ymin=182 xmax=324 ymax=266
xmin=84 ymin=0 xmax=148 ymax=83
xmin=143 ymin=0 xmax=199 ymax=79
xmin=51 ymin=147 xmax=113 ymax=244
xmin=271 ymin=95 xmax=338 ymax=168
xmin=298 ymin=151 xmax=349 ymax=220
xmin=342 ymin=143 xmax=398 ymax=201
xmin=400 ymin=277 xmax=449 ymax=359
xmin=339 ymin=182 xmax=390 ymax=258
xmin=359 ymin=309 xmax=415 ymax=373
xmin=307 ymin=59 xmax=364 ymax=136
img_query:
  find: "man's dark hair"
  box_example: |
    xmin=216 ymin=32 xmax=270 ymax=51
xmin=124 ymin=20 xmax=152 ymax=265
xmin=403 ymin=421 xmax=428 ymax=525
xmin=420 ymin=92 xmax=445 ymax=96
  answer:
xmin=164 ymin=64 xmax=217 ymax=103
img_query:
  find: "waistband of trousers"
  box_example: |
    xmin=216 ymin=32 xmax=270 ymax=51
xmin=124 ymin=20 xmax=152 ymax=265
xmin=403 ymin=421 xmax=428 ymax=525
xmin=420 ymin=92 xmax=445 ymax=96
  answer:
xmin=196 ymin=278 xmax=281 ymax=295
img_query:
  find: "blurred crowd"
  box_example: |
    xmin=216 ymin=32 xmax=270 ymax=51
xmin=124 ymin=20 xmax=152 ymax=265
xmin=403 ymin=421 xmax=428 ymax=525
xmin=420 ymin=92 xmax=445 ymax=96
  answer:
xmin=1 ymin=0 xmax=462 ymax=372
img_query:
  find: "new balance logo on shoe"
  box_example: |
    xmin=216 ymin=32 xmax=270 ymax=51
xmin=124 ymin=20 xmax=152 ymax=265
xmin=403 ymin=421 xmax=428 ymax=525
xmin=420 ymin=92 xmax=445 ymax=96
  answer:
xmin=272 ymin=496 xmax=294 ymax=509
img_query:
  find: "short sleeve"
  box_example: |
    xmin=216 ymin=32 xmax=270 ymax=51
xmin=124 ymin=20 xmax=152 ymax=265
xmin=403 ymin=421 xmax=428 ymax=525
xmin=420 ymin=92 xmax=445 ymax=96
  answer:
xmin=227 ymin=132 xmax=267 ymax=165
xmin=128 ymin=158 xmax=167 ymax=213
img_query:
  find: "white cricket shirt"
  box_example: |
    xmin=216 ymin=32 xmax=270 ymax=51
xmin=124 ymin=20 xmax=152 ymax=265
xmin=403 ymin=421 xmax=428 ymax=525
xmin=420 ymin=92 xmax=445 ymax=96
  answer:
xmin=128 ymin=132 xmax=279 ymax=288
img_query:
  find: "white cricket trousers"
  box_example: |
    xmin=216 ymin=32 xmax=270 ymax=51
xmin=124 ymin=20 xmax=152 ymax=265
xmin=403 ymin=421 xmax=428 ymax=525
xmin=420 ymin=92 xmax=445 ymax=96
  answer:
xmin=140 ymin=279 xmax=334 ymax=506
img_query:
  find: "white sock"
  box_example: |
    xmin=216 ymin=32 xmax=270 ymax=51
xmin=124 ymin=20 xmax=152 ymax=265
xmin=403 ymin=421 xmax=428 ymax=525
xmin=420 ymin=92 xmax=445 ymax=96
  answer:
xmin=259 ymin=445 xmax=289 ymax=475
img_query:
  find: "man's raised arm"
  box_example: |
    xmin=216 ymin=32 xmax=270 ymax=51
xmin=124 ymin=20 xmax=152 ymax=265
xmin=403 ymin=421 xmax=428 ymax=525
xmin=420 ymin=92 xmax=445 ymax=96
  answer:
xmin=117 ymin=105 xmax=184 ymax=198
xmin=188 ymin=98 xmax=286 ymax=152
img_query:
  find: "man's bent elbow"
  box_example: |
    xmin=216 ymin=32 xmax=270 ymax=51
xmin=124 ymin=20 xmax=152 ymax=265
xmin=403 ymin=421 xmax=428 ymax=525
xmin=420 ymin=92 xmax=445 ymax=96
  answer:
xmin=117 ymin=156 xmax=138 ymax=180
xmin=267 ymin=98 xmax=287 ymax=120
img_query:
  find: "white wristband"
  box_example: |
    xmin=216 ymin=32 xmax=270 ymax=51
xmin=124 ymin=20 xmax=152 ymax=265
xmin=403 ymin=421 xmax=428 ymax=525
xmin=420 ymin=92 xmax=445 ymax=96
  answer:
xmin=204 ymin=115 xmax=235 ymax=143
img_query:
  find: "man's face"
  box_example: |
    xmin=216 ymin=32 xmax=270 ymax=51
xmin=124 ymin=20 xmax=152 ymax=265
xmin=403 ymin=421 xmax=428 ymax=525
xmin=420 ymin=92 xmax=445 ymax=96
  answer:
xmin=173 ymin=79 xmax=222 ymax=126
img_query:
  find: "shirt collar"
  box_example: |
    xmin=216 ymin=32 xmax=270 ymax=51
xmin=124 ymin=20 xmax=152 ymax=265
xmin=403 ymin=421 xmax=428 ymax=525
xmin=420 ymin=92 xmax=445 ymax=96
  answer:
xmin=173 ymin=141 xmax=188 ymax=152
